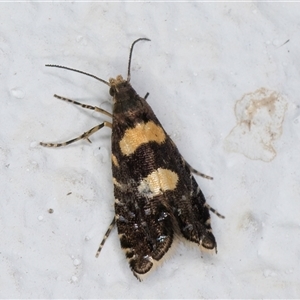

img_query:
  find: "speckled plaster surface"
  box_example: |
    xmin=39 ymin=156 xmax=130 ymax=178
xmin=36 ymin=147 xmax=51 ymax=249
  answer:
xmin=1 ymin=2 xmax=300 ymax=298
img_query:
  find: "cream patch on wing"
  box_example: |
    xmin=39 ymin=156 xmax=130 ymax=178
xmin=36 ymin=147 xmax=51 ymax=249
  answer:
xmin=138 ymin=168 xmax=178 ymax=198
xmin=119 ymin=121 xmax=166 ymax=156
xmin=111 ymin=154 xmax=119 ymax=167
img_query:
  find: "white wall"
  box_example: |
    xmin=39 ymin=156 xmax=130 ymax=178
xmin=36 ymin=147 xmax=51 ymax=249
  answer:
xmin=1 ymin=2 xmax=299 ymax=298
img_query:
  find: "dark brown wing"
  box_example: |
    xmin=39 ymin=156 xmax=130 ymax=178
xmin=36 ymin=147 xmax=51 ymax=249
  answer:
xmin=114 ymin=186 xmax=174 ymax=279
xmin=111 ymin=83 xmax=216 ymax=279
xmin=168 ymin=157 xmax=217 ymax=251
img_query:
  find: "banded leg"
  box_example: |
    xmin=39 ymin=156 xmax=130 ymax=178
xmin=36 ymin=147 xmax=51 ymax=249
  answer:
xmin=185 ymin=160 xmax=224 ymax=218
xmin=205 ymin=203 xmax=225 ymax=219
xmin=53 ymin=94 xmax=112 ymax=118
xmin=185 ymin=160 xmax=213 ymax=180
xmin=40 ymin=121 xmax=112 ymax=147
xmin=95 ymin=217 xmax=116 ymax=257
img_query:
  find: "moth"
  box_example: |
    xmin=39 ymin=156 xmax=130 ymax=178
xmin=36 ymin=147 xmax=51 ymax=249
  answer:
xmin=40 ymin=38 xmax=224 ymax=280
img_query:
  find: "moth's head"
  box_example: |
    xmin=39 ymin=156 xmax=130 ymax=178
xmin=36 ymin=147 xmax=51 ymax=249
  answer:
xmin=108 ymin=75 xmax=139 ymax=107
xmin=109 ymin=75 xmax=129 ymax=98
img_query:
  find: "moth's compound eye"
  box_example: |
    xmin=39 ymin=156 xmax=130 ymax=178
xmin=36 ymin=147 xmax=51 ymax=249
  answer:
xmin=109 ymin=87 xmax=116 ymax=96
xmin=201 ymin=233 xmax=216 ymax=250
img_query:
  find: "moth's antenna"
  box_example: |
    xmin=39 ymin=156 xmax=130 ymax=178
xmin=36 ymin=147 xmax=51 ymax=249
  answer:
xmin=45 ymin=64 xmax=110 ymax=86
xmin=127 ymin=38 xmax=151 ymax=82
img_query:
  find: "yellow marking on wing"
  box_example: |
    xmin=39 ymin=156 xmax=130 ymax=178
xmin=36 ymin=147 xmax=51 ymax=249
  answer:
xmin=138 ymin=168 xmax=178 ymax=198
xmin=112 ymin=154 xmax=119 ymax=167
xmin=113 ymin=177 xmax=122 ymax=188
xmin=119 ymin=121 xmax=166 ymax=156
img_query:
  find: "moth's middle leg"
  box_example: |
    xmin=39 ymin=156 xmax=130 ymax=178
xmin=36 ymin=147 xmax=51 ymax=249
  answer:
xmin=40 ymin=93 xmax=113 ymax=147
xmin=40 ymin=121 xmax=112 ymax=147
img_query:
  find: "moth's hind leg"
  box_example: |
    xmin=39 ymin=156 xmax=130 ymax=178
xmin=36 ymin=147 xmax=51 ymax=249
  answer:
xmin=184 ymin=160 xmax=213 ymax=180
xmin=184 ymin=159 xmax=224 ymax=218
xmin=53 ymin=94 xmax=112 ymax=118
xmin=95 ymin=217 xmax=116 ymax=257
xmin=40 ymin=121 xmax=112 ymax=147
xmin=205 ymin=203 xmax=225 ymax=219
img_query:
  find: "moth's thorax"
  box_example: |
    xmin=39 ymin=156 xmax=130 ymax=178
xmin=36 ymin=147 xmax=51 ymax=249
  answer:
xmin=110 ymin=75 xmax=146 ymax=117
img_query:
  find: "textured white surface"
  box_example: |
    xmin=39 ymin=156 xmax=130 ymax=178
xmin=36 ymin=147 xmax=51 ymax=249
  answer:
xmin=1 ymin=2 xmax=300 ymax=298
